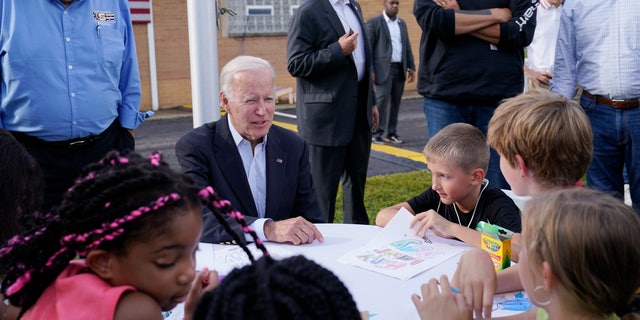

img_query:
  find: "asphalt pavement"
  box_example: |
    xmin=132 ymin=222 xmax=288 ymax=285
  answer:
xmin=135 ymin=94 xmax=429 ymax=177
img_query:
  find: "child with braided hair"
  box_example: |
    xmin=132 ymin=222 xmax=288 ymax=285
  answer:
xmin=192 ymin=255 xmax=362 ymax=320
xmin=0 ymin=150 xmax=268 ymax=320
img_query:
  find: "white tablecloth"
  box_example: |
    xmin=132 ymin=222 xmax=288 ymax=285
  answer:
xmin=191 ymin=223 xmax=528 ymax=320
xmin=223 ymin=223 xmax=468 ymax=320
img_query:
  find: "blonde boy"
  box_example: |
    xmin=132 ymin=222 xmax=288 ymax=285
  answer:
xmin=376 ymin=123 xmax=521 ymax=248
xmin=451 ymin=89 xmax=594 ymax=318
xmin=488 ymin=88 xmax=593 ymax=195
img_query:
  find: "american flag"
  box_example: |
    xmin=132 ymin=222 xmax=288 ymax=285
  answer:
xmin=129 ymin=0 xmax=151 ymax=24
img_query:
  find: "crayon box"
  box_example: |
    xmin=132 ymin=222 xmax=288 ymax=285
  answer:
xmin=476 ymin=222 xmax=513 ymax=271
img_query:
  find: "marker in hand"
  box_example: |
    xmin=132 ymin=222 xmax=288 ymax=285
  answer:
xmin=437 ymin=279 xmax=460 ymax=294
xmin=201 ymin=272 xmax=210 ymax=288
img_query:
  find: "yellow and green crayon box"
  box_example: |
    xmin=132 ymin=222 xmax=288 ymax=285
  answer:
xmin=476 ymin=222 xmax=513 ymax=271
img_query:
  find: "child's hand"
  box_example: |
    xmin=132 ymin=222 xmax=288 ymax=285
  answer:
xmin=452 ymin=249 xmax=497 ymax=318
xmin=410 ymin=210 xmax=455 ymax=238
xmin=183 ymin=268 xmax=218 ymax=320
xmin=412 ymin=275 xmax=471 ymax=320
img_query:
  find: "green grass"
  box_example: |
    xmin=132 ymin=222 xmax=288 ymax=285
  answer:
xmin=333 ymin=170 xmax=432 ymax=224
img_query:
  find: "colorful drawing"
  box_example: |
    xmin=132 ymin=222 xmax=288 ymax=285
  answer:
xmin=494 ymin=291 xmax=532 ymax=312
xmin=338 ymin=208 xmax=468 ymax=280
xmin=391 ymin=239 xmax=423 ymax=253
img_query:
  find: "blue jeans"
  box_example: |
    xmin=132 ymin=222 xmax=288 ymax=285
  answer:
xmin=422 ymin=97 xmax=509 ymax=190
xmin=580 ymin=94 xmax=640 ymax=213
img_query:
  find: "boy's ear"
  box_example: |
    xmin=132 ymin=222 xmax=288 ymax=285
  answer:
xmin=86 ymin=249 xmax=116 ymax=280
xmin=471 ymin=168 xmax=485 ymax=184
xmin=514 ymin=154 xmax=529 ymax=177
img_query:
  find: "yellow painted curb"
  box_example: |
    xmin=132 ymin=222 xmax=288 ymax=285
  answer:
xmin=273 ymin=120 xmax=426 ymax=165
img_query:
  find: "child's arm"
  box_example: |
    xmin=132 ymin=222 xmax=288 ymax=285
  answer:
xmin=451 ymin=249 xmax=524 ymax=318
xmin=451 ymin=249 xmax=497 ymax=318
xmin=114 ymin=291 xmax=164 ymax=320
xmin=410 ymin=210 xmax=482 ymax=247
xmin=412 ymin=275 xmax=471 ymax=320
xmin=375 ymin=202 xmax=415 ymax=227
xmin=496 ymin=265 xmax=523 ymax=293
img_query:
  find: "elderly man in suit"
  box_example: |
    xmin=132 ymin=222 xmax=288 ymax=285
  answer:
xmin=287 ymin=0 xmax=379 ymax=225
xmin=368 ymin=0 xmax=416 ymax=145
xmin=176 ymin=55 xmax=325 ymax=244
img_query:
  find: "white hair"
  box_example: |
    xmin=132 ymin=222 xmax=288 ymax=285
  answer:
xmin=219 ymin=56 xmax=276 ymax=99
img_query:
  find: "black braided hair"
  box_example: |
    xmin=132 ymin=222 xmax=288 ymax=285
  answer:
xmin=192 ymin=255 xmax=361 ymax=320
xmin=197 ymin=186 xmax=269 ymax=263
xmin=0 ymin=151 xmax=202 ymax=314
xmin=0 ymin=129 xmax=43 ymax=246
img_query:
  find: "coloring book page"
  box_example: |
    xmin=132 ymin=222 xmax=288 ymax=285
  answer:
xmin=338 ymin=207 xmax=467 ymax=280
xmin=162 ymin=243 xmax=293 ymax=320
xmin=211 ymin=243 xmax=294 ymax=275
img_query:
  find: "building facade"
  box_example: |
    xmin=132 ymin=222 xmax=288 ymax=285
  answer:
xmin=133 ymin=0 xmax=420 ymax=111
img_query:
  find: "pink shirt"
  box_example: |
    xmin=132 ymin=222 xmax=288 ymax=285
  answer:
xmin=23 ymin=260 xmax=135 ymax=320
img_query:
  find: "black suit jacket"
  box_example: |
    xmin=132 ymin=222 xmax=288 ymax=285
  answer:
xmin=366 ymin=14 xmax=416 ymax=85
xmin=287 ymin=0 xmax=375 ymax=147
xmin=175 ymin=115 xmax=324 ymax=243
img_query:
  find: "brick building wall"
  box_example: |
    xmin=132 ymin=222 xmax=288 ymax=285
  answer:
xmin=134 ymin=0 xmax=420 ymax=111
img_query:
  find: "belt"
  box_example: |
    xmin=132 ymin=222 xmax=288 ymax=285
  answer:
xmin=10 ymin=120 xmax=117 ymax=149
xmin=582 ymin=90 xmax=639 ymax=109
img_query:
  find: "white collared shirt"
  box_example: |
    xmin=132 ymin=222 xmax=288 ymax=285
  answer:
xmin=383 ymin=10 xmax=403 ymax=63
xmin=525 ymin=0 xmax=561 ymax=73
xmin=330 ymin=0 xmax=366 ymax=81
xmin=227 ymin=117 xmax=270 ymax=241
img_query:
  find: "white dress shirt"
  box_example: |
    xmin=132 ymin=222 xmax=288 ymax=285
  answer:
xmin=330 ymin=0 xmax=366 ymax=81
xmin=228 ymin=117 xmax=270 ymax=241
xmin=383 ymin=10 xmax=403 ymax=63
xmin=525 ymin=0 xmax=561 ymax=73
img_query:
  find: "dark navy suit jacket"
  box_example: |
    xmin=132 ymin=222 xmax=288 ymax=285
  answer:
xmin=366 ymin=14 xmax=415 ymax=85
xmin=175 ymin=115 xmax=324 ymax=243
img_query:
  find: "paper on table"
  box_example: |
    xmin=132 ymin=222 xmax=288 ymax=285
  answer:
xmin=493 ymin=290 xmax=532 ymax=315
xmin=212 ymin=243 xmax=294 ymax=275
xmin=338 ymin=207 xmax=467 ymax=281
xmin=163 ymin=244 xmax=295 ymax=319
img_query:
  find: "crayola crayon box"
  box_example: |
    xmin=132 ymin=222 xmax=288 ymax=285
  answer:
xmin=476 ymin=222 xmax=513 ymax=272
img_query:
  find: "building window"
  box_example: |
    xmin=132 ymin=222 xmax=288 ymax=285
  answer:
xmin=221 ymin=0 xmax=305 ymax=37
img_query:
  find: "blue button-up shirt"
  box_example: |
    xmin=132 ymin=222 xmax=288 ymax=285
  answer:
xmin=0 ymin=0 xmax=152 ymax=141
xmin=551 ymin=0 xmax=640 ymax=100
